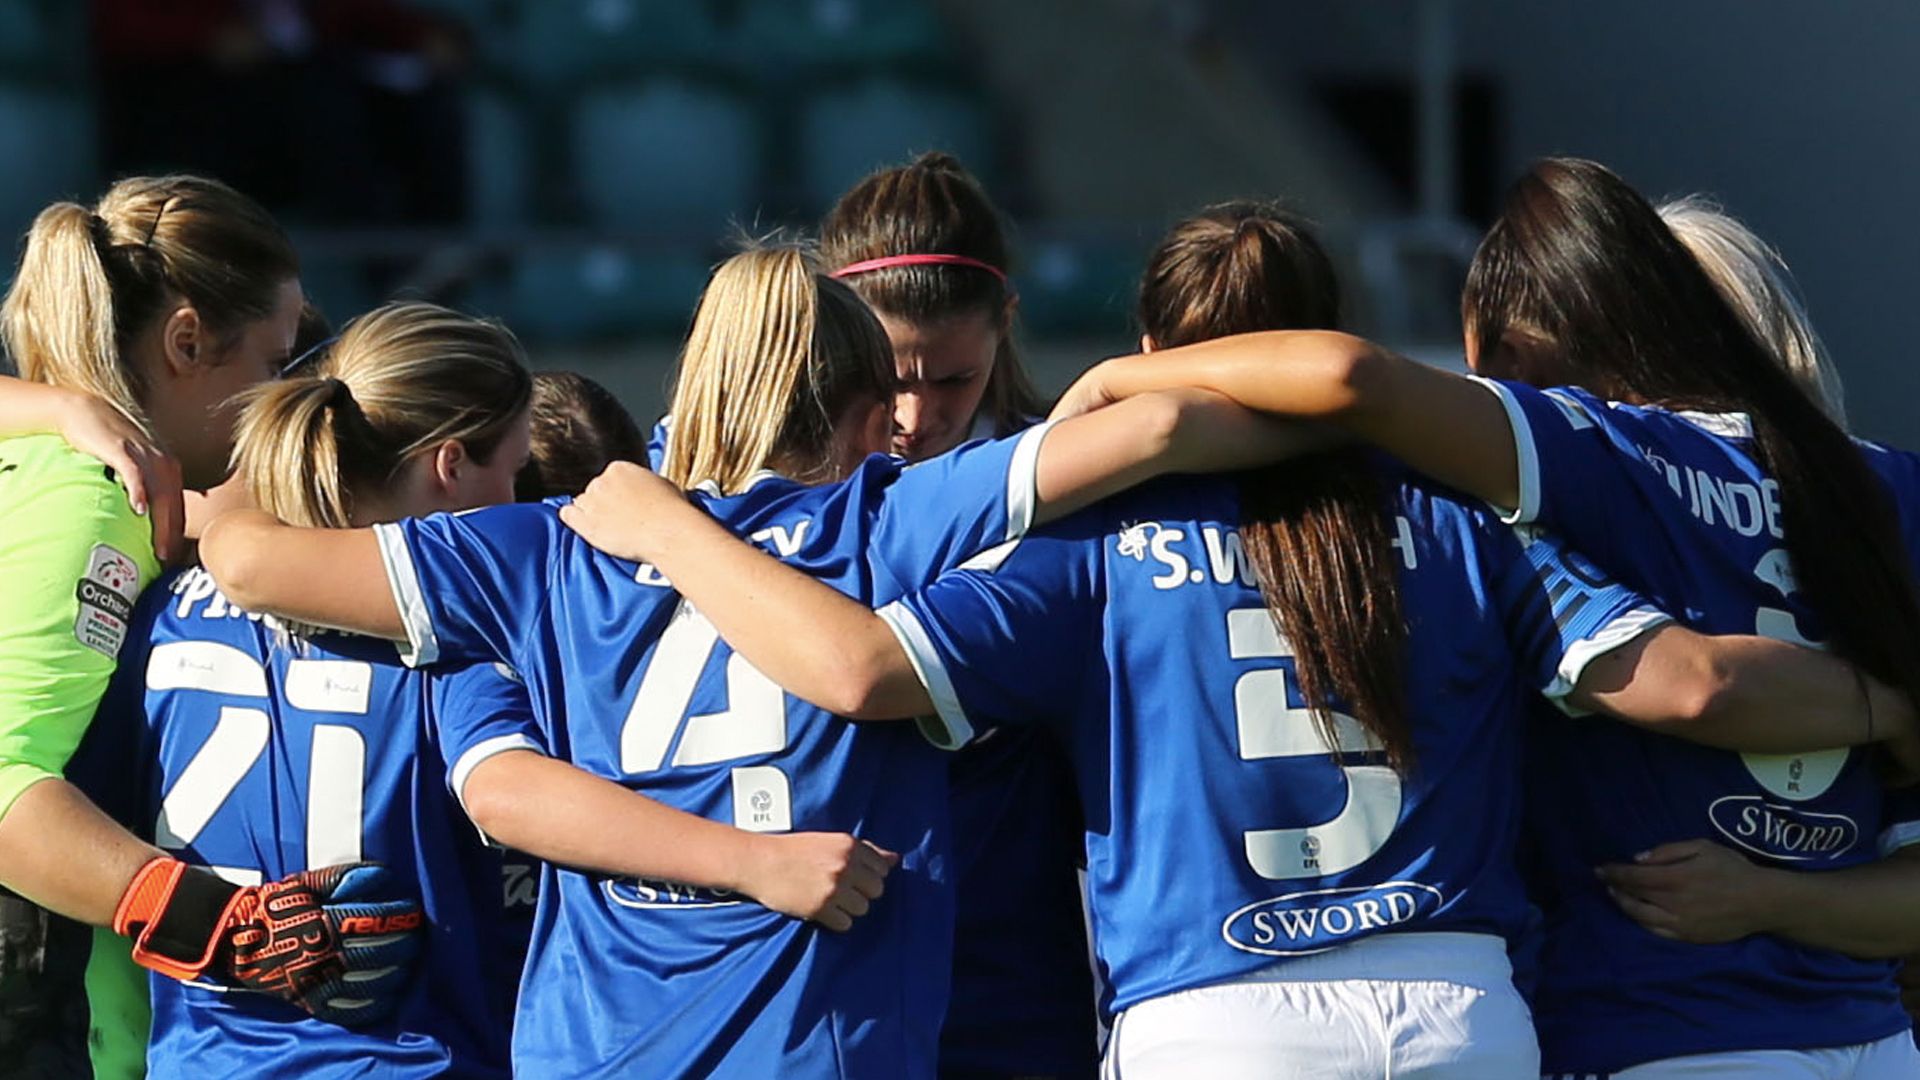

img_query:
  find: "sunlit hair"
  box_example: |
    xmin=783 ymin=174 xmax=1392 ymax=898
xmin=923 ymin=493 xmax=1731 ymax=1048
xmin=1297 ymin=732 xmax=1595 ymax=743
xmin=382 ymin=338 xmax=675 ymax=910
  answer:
xmin=1659 ymin=196 xmax=1845 ymax=426
xmin=662 ymin=245 xmax=894 ymax=494
xmin=821 ymin=151 xmax=1044 ymax=433
xmin=232 ymin=301 xmax=532 ymax=529
xmin=515 ymin=370 xmax=646 ymax=501
xmin=0 ymin=174 xmax=298 ymax=437
xmin=1465 ymin=157 xmax=1920 ymax=734
xmin=1137 ymin=201 xmax=1413 ymax=774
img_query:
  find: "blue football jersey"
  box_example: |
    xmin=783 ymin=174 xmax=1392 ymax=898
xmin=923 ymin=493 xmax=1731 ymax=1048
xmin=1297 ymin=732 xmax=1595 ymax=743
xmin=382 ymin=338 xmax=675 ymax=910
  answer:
xmin=880 ymin=466 xmax=1662 ymax=1019
xmin=645 ymin=415 xmax=670 ymax=471
xmin=1480 ymin=377 xmax=1919 ymax=1071
xmin=72 ymin=567 xmax=529 ymax=1080
xmin=371 ymin=427 xmax=1053 ymax=1080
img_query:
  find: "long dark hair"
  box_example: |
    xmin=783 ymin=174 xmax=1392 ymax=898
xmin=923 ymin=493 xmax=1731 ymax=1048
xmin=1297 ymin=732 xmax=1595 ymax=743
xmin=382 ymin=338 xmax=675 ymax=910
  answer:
xmin=820 ymin=151 xmax=1045 ymax=434
xmin=1464 ymin=157 xmax=1920 ymax=720
xmin=1140 ymin=201 xmax=1413 ymax=773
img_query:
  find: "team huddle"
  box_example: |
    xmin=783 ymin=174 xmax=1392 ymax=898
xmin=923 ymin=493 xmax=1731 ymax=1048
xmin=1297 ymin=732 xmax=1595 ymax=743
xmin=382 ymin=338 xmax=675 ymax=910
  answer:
xmin=1 ymin=151 xmax=1918 ymax=1080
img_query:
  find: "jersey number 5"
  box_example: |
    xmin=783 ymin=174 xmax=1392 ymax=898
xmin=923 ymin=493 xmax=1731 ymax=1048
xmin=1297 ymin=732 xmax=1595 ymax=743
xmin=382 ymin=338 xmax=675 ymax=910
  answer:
xmin=1229 ymin=608 xmax=1402 ymax=880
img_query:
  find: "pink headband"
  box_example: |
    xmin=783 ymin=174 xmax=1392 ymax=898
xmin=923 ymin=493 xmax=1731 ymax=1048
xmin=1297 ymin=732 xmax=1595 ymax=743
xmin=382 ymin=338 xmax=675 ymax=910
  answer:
xmin=830 ymin=253 xmax=1009 ymax=285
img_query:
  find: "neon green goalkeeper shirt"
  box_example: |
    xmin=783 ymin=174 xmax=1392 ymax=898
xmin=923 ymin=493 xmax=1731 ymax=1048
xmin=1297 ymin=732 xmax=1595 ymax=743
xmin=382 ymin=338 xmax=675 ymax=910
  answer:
xmin=0 ymin=434 xmax=161 ymax=1080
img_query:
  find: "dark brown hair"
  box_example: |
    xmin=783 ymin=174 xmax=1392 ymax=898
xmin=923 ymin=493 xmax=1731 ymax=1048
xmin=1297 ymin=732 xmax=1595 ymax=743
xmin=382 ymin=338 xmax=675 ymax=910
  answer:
xmin=1464 ymin=157 xmax=1920 ymax=722
xmin=1140 ymin=202 xmax=1412 ymax=773
xmin=820 ymin=151 xmax=1045 ymax=433
xmin=516 ymin=370 xmax=647 ymax=501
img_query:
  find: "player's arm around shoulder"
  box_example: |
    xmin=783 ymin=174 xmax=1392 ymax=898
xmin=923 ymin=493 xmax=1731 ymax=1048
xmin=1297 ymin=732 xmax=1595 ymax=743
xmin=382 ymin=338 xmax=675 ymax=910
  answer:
xmin=199 ymin=508 xmax=401 ymax=639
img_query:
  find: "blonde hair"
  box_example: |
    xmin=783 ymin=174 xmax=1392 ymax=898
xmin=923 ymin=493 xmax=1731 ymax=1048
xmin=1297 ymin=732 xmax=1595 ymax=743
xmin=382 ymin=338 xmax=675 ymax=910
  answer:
xmin=232 ymin=301 xmax=532 ymax=528
xmin=1660 ymin=196 xmax=1846 ymax=426
xmin=0 ymin=175 xmax=298 ymax=437
xmin=662 ymin=246 xmax=894 ymax=494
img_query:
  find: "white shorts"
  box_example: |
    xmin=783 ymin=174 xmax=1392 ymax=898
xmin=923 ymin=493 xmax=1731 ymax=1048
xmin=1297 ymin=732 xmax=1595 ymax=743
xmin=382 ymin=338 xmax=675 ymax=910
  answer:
xmin=1561 ymin=1030 xmax=1920 ymax=1079
xmin=1101 ymin=931 xmax=1538 ymax=1080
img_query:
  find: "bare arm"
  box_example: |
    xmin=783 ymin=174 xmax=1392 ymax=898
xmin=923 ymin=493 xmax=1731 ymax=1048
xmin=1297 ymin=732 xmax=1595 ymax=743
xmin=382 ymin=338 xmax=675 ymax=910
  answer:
xmin=0 ymin=375 xmax=183 ymax=559
xmin=1030 ymin=388 xmax=1339 ymax=524
xmin=199 ymin=509 xmax=402 ymax=639
xmin=1600 ymin=838 xmax=1920 ymax=958
xmin=1569 ymin=624 xmax=1917 ymax=760
xmin=462 ymin=750 xmax=895 ymax=931
xmin=1056 ymin=332 xmax=1521 ymax=510
xmin=0 ymin=779 xmax=165 ymax=925
xmin=559 ymin=465 xmax=930 ymax=720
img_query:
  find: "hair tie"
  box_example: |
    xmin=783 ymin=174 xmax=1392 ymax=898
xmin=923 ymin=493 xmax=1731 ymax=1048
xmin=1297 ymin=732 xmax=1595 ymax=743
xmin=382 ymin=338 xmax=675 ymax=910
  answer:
xmin=831 ymin=253 xmax=1009 ymax=285
xmin=323 ymin=377 xmax=351 ymax=408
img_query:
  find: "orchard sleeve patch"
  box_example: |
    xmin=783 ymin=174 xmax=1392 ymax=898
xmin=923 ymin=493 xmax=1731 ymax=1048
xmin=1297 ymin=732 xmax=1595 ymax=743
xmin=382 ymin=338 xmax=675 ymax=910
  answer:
xmin=74 ymin=542 xmax=141 ymax=658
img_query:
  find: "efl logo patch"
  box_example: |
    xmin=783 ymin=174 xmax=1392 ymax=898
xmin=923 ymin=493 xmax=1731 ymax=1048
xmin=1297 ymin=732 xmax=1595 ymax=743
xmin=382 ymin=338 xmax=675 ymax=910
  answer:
xmin=73 ymin=543 xmax=142 ymax=658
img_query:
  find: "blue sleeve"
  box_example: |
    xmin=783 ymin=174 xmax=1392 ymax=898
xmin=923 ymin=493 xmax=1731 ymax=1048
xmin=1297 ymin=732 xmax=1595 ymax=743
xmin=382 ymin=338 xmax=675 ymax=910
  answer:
xmin=646 ymin=416 xmax=671 ymax=472
xmin=1484 ymin=520 xmax=1674 ymax=709
xmin=878 ymin=518 xmax=1100 ymax=748
xmin=65 ymin=616 xmax=154 ymax=832
xmin=1474 ymin=377 xmax=1651 ymax=551
xmin=866 ymin=422 xmax=1056 ymax=602
xmin=374 ymin=503 xmax=564 ymax=668
xmin=429 ymin=661 xmax=548 ymax=811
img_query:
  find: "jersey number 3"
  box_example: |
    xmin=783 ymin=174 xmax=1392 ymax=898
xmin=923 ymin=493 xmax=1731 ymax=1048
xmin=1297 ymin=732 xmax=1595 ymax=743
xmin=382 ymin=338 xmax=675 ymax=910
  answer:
xmin=1229 ymin=608 xmax=1402 ymax=879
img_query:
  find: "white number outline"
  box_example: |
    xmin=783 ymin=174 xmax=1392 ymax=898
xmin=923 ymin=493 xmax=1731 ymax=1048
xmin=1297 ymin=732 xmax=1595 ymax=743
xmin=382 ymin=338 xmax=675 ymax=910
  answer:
xmin=1743 ymin=548 xmax=1848 ymax=801
xmin=618 ymin=601 xmax=793 ymax=833
xmin=1227 ymin=608 xmax=1402 ymax=880
xmin=146 ymin=641 xmax=371 ymax=883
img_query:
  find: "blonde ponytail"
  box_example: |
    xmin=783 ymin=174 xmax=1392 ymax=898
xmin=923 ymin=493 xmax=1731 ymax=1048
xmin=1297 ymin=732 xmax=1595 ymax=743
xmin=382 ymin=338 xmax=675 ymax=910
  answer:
xmin=2 ymin=203 xmax=150 ymax=433
xmin=232 ymin=301 xmax=532 ymax=528
xmin=0 ymin=175 xmax=297 ymax=440
xmin=663 ymin=246 xmax=893 ymax=493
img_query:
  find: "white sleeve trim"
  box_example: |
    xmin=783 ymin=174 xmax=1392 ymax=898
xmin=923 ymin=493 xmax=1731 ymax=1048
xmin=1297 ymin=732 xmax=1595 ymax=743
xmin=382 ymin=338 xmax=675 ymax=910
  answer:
xmin=1880 ymin=820 xmax=1920 ymax=857
xmin=876 ymin=601 xmax=975 ymax=751
xmin=1543 ymin=606 xmax=1674 ymax=715
xmin=1004 ymin=419 xmax=1059 ymax=542
xmin=374 ymin=521 xmax=437 ymax=668
xmin=1468 ymin=376 xmax=1541 ymax=525
xmin=449 ymin=733 xmax=545 ymax=845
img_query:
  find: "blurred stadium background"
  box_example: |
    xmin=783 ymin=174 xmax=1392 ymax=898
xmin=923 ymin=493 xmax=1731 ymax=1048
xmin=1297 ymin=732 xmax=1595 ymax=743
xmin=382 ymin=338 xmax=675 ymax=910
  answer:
xmin=4 ymin=0 xmax=1917 ymax=441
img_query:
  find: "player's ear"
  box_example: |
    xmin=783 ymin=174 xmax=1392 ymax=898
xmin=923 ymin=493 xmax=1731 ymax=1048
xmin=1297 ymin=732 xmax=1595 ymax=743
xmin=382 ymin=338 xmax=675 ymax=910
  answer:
xmin=429 ymin=438 xmax=468 ymax=494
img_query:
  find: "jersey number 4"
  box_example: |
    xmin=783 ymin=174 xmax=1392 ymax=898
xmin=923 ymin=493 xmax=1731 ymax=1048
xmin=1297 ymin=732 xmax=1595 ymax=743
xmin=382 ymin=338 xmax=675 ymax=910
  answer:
xmin=1229 ymin=608 xmax=1402 ymax=880
xmin=619 ymin=601 xmax=794 ymax=832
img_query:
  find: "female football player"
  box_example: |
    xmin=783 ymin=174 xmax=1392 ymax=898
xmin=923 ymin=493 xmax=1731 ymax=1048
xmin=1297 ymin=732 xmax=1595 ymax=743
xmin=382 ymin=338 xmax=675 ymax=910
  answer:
xmin=823 ymin=151 xmax=1094 ymax=1080
xmin=0 ymin=176 xmax=421 ymax=1078
xmin=1029 ymin=158 xmax=1920 ymax=1077
xmin=545 ymin=197 xmax=1920 ymax=1079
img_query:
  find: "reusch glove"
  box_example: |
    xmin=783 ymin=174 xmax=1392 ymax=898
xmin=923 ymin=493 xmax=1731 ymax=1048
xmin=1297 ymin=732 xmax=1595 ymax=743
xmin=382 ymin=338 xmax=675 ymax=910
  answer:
xmin=113 ymin=857 xmax=423 ymax=1025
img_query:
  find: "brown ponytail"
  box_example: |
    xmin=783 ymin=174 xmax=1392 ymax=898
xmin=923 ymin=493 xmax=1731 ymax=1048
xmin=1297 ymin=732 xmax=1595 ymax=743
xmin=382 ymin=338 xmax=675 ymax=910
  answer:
xmin=1464 ymin=157 xmax=1920 ymax=729
xmin=1140 ymin=202 xmax=1413 ymax=773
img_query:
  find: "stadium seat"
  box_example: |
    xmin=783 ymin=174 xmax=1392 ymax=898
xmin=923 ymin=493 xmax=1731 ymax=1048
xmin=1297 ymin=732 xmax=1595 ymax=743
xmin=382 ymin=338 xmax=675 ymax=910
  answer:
xmin=0 ymin=83 xmax=92 ymax=244
xmin=509 ymin=0 xmax=724 ymax=87
xmin=795 ymin=77 xmax=995 ymax=213
xmin=1018 ymin=235 xmax=1153 ymax=336
xmin=506 ymin=245 xmax=710 ymax=341
xmin=572 ymin=78 xmax=763 ymax=239
xmin=467 ymin=85 xmax=532 ymax=227
xmin=733 ymin=0 xmax=952 ymax=74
